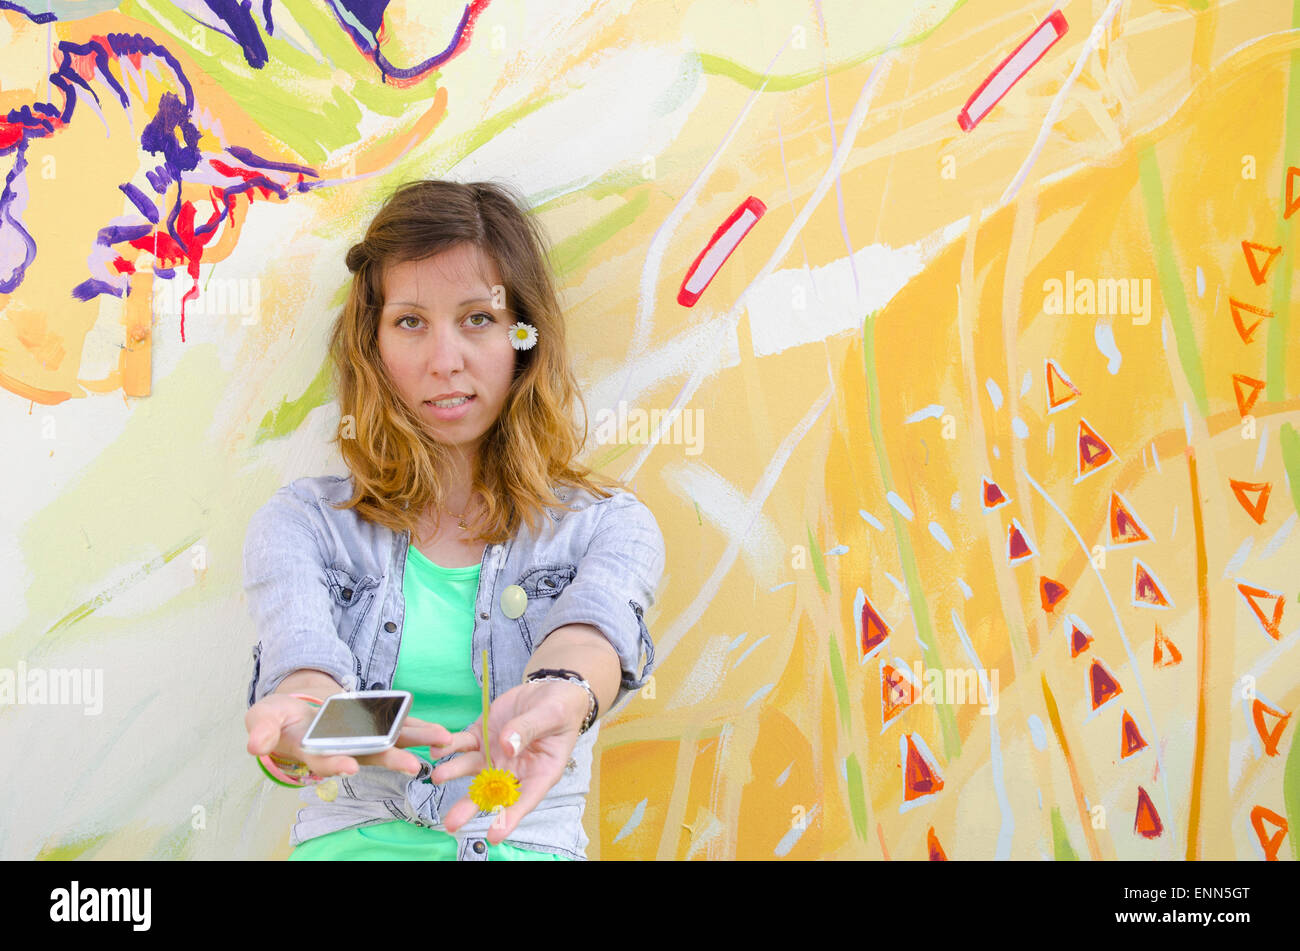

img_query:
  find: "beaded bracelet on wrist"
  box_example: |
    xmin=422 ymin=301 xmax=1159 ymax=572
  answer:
xmin=524 ymin=668 xmax=598 ymax=734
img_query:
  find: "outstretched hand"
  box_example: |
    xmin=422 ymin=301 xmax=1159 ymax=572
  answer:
xmin=246 ymin=694 xmax=457 ymax=779
xmin=430 ymin=678 xmax=590 ymax=845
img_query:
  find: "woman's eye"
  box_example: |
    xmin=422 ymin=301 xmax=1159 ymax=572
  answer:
xmin=396 ymin=313 xmax=493 ymax=329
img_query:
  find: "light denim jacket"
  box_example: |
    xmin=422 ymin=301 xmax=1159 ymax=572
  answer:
xmin=242 ymin=473 xmax=665 ymax=861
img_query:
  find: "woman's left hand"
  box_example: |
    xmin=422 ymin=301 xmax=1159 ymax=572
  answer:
xmin=430 ymin=678 xmax=590 ymax=844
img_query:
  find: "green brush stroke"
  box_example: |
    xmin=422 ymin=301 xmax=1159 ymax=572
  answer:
xmin=43 ymin=533 xmax=202 ymax=638
xmin=119 ymin=0 xmax=421 ymax=164
xmin=862 ymin=309 xmax=960 ymax=760
xmin=1051 ymin=805 xmax=1079 ymax=860
xmin=589 ymin=442 xmax=634 ymax=471
xmin=845 ymin=751 xmax=870 ymax=843
xmin=697 ymin=0 xmax=970 ymax=92
xmin=550 ymin=189 xmax=650 ymax=279
xmin=1281 ymin=424 xmax=1300 ymax=532
xmin=1270 ymin=0 xmax=1300 ymax=458
xmin=254 ymin=359 xmax=332 ymax=444
xmin=1270 ymin=0 xmax=1300 ymax=403
xmin=1138 ymin=146 xmax=1209 ymax=417
xmin=827 ymin=626 xmax=852 ymax=734
xmin=36 ymin=829 xmax=113 ymax=861
xmin=806 ymin=523 xmax=830 ymax=594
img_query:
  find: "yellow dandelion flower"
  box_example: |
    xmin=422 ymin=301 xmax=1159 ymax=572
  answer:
xmin=468 ymin=766 xmax=521 ymax=812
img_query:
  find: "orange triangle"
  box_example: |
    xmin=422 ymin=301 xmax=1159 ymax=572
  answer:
xmin=1242 ymin=240 xmax=1282 ymax=285
xmin=1238 ymin=582 xmax=1284 ymax=640
xmin=1229 ymin=298 xmax=1272 ymax=344
xmin=903 ymin=734 xmax=944 ymax=801
xmin=882 ymin=663 xmax=917 ymax=721
xmin=1121 ymin=709 xmax=1148 ymax=758
xmin=1078 ymin=419 xmax=1115 ymax=476
xmin=1090 ymin=658 xmax=1123 ymax=708
xmin=1070 ymin=621 xmax=1093 ymax=658
xmin=1228 ymin=479 xmax=1271 ymax=525
xmin=1251 ymin=698 xmax=1291 ymax=757
xmin=1286 ymin=167 xmax=1300 ymax=220
xmin=1046 ymin=359 xmax=1081 ymax=411
xmin=982 ymin=477 xmax=1008 ymax=509
xmin=926 ymin=826 xmax=948 ymax=861
xmin=1133 ymin=561 xmax=1171 ymax=607
xmin=1153 ymin=624 xmax=1182 ymax=667
xmin=1231 ymin=374 xmax=1266 ymax=416
xmin=860 ymin=593 xmax=891 ymax=656
xmin=1109 ymin=493 xmax=1150 ymax=545
xmin=1249 ymin=805 xmax=1288 ymax=861
xmin=1135 ymin=786 xmax=1163 ymax=838
xmin=1040 ymin=576 xmax=1069 ymax=612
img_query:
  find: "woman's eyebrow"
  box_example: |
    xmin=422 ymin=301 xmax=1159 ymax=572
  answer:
xmin=383 ymin=296 xmax=493 ymax=309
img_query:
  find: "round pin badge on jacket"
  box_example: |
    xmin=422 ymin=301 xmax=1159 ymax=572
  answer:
xmin=500 ymin=584 xmax=528 ymax=619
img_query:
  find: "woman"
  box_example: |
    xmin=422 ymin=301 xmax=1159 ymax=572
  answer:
xmin=242 ymin=179 xmax=665 ymax=860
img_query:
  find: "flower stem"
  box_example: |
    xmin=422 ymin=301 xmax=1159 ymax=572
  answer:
xmin=481 ymin=648 xmax=493 ymax=770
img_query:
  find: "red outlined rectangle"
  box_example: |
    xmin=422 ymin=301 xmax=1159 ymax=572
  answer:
xmin=957 ymin=10 xmax=1069 ymax=132
xmin=677 ymin=196 xmax=767 ymax=307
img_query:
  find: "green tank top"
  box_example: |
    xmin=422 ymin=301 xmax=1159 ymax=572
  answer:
xmin=288 ymin=544 xmax=570 ymax=861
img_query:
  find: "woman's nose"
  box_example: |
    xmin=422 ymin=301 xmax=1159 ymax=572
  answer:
xmin=424 ymin=323 xmax=466 ymax=374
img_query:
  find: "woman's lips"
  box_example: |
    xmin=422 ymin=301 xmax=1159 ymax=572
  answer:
xmin=423 ymin=394 xmax=476 ymax=420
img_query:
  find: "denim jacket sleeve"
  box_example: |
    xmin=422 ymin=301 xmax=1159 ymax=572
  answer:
xmin=533 ymin=491 xmax=666 ymax=714
xmin=243 ymin=484 xmax=362 ymax=707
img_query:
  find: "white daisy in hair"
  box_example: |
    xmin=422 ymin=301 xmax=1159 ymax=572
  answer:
xmin=508 ymin=322 xmax=538 ymax=350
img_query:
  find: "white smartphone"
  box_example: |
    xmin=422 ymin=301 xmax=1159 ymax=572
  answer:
xmin=300 ymin=690 xmax=413 ymax=756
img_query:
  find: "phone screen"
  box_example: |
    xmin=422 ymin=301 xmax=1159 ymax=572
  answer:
xmin=308 ymin=695 xmax=405 ymax=739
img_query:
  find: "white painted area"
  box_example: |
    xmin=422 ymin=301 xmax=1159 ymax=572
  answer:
xmin=661 ymin=459 xmax=784 ymax=587
xmin=745 ymin=217 xmax=968 ymax=358
xmin=585 ymin=316 xmax=740 ymax=428
xmin=448 ymin=40 xmax=701 ymax=206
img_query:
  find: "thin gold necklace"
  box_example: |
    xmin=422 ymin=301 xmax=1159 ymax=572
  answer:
xmin=440 ymin=498 xmax=471 ymax=530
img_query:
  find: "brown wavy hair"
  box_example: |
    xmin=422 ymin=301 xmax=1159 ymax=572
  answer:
xmin=326 ymin=178 xmax=625 ymax=543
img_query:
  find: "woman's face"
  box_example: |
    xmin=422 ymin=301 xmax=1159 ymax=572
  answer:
xmin=376 ymin=243 xmax=517 ymax=461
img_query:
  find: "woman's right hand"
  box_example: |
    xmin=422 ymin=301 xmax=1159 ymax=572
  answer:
xmin=245 ymin=695 xmax=457 ymax=779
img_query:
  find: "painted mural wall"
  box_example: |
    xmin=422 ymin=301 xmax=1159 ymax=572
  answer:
xmin=1 ymin=0 xmax=1296 ymax=860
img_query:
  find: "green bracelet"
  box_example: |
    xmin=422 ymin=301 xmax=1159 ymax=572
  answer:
xmin=257 ymin=755 xmax=304 ymax=788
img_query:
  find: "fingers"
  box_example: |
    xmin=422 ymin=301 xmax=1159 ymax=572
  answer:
xmin=307 ymin=754 xmax=359 ymax=777
xmin=484 ymin=769 xmax=556 ymax=844
xmin=396 ymin=716 xmax=457 ymax=751
xmin=352 ymin=748 xmax=416 ymax=776
xmin=440 ymin=766 xmax=561 ymax=844
xmin=244 ymin=697 xmax=301 ymax=756
xmin=430 ymin=748 xmax=484 ymax=785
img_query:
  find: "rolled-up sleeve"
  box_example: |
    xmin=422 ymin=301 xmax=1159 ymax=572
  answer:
xmin=242 ymin=485 xmax=361 ymax=708
xmin=533 ymin=491 xmax=666 ymax=714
